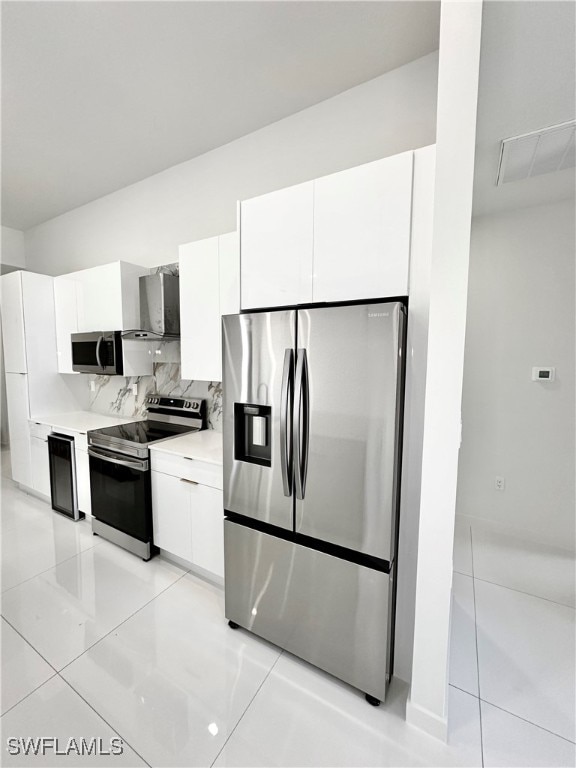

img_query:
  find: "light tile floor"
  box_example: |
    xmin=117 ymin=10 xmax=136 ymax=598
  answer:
xmin=1 ymin=449 xmax=574 ymax=767
xmin=450 ymin=514 xmax=576 ymax=767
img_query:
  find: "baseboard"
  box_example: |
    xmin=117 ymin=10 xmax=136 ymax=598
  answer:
xmin=405 ymin=695 xmax=448 ymax=742
xmin=17 ymin=484 xmax=51 ymax=505
xmin=158 ymin=549 xmax=224 ymax=589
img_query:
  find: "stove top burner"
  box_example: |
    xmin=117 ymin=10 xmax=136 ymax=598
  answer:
xmin=87 ymin=394 xmax=206 ymax=459
xmin=91 ymin=419 xmax=199 ymax=445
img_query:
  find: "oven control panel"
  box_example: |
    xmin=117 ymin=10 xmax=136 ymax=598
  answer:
xmin=146 ymin=395 xmax=203 ymax=413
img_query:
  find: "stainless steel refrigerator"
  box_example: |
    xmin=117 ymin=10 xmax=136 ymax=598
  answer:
xmin=222 ymin=300 xmax=406 ymax=704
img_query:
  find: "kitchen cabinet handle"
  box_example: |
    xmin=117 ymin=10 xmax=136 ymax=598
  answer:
xmin=180 ymin=478 xmax=198 ymax=485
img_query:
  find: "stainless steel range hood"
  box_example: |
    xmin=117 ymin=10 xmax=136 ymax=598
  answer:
xmin=125 ymin=273 xmax=180 ymax=339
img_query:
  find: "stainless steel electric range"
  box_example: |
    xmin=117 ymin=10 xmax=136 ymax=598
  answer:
xmin=87 ymin=395 xmax=206 ymax=560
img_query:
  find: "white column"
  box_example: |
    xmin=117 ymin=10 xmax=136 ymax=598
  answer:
xmin=406 ymin=0 xmax=483 ymax=741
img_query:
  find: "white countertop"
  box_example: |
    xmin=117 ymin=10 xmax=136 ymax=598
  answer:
xmin=150 ymin=429 xmax=223 ymax=465
xmin=30 ymin=411 xmax=140 ymax=434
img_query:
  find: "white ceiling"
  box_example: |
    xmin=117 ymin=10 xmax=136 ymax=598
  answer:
xmin=1 ymin=1 xmax=440 ymax=231
xmin=472 ymin=1 xmax=576 ymax=218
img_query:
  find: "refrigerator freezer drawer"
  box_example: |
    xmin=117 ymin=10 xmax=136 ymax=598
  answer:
xmin=224 ymin=520 xmax=392 ymax=702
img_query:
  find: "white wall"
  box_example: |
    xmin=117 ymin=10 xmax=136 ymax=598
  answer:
xmin=406 ymin=0 xmax=482 ymax=742
xmin=24 ymin=52 xmax=438 ymax=274
xmin=1 ymin=226 xmax=26 ymax=268
xmin=457 ymin=199 xmax=575 ymax=547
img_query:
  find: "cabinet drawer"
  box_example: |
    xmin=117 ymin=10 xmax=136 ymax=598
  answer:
xmin=29 ymin=421 xmax=52 ymax=440
xmin=150 ymin=452 xmax=223 ymax=489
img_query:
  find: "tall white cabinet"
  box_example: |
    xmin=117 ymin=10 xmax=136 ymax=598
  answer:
xmin=1 ymin=271 xmax=86 ymax=485
xmin=240 ymin=151 xmax=414 ymax=309
xmin=179 ymin=232 xmax=240 ymax=382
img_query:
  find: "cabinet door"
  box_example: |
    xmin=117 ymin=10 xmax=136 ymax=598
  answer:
xmin=22 ymin=273 xmax=59 ymax=377
xmin=5 ymin=373 xmax=31 ymax=486
xmin=75 ymin=263 xmax=123 ymax=331
xmin=241 ymin=181 xmax=314 ymax=309
xmin=190 ymin=484 xmax=224 ymax=578
xmin=151 ymin=471 xmax=193 ymax=561
xmin=54 ymin=278 xmax=80 ymax=374
xmin=313 ymin=152 xmax=413 ymax=302
xmin=30 ymin=436 xmax=51 ymax=497
xmin=179 ymin=237 xmax=220 ymax=382
xmin=119 ymin=263 xmax=149 ymax=330
xmin=0 ymin=272 xmax=27 ymax=373
xmin=75 ymin=448 xmax=92 ymax=516
xmin=219 ymin=231 xmax=240 ymax=317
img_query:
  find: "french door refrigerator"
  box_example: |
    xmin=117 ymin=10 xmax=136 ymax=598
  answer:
xmin=222 ymin=300 xmax=406 ymax=704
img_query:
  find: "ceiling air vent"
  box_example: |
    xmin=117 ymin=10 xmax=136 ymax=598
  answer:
xmin=496 ymin=120 xmax=575 ymax=185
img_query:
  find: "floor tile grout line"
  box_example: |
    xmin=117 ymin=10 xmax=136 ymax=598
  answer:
xmin=57 ymin=567 xmax=191 ymax=675
xmin=1 ymin=538 xmax=102 ymax=595
xmin=471 ymin=574 xmax=576 ymax=611
xmin=0 ymin=672 xmax=60 ymax=719
xmin=449 ymin=682 xmax=479 ymax=699
xmin=476 ymin=696 xmax=576 ymax=746
xmin=59 ymin=675 xmax=152 ymax=767
xmin=209 ymin=649 xmax=285 ymax=767
xmin=469 ymin=525 xmax=485 ymax=768
xmin=1 ymin=615 xmax=61 ymax=674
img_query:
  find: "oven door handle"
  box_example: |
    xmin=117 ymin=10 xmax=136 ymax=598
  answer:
xmin=88 ymin=446 xmax=149 ymax=472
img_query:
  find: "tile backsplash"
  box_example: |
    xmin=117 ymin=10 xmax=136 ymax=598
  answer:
xmin=87 ymin=261 xmax=223 ymax=430
xmin=88 ymin=364 xmax=223 ymax=430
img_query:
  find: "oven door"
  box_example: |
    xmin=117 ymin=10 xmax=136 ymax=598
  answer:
xmin=88 ymin=447 xmax=152 ymax=542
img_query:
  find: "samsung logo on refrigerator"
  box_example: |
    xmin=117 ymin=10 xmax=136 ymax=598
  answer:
xmin=368 ymin=312 xmax=389 ymax=318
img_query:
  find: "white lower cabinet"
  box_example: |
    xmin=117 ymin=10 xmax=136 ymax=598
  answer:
xmin=151 ymin=466 xmax=224 ymax=579
xmin=30 ymin=435 xmax=51 ymax=497
xmin=152 ymin=471 xmax=193 ymax=562
xmin=189 ymin=483 xmax=224 ymax=577
xmin=6 ymin=373 xmax=31 ymax=487
xmin=75 ymin=447 xmax=92 ymax=517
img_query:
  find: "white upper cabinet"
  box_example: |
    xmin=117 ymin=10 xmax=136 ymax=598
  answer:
xmin=53 ymin=278 xmax=81 ymax=374
xmin=312 ymin=152 xmax=413 ymax=302
xmin=180 ymin=231 xmax=240 ymax=382
xmin=1 ymin=271 xmax=63 ymax=377
xmin=239 ymin=152 xmax=416 ymax=309
xmin=240 ymin=181 xmax=314 ymax=309
xmin=1 ymin=272 xmax=28 ymax=372
xmin=67 ymin=261 xmax=148 ymax=333
xmin=219 ymin=232 xmax=241 ymax=317
xmin=54 ymin=261 xmax=149 ymax=374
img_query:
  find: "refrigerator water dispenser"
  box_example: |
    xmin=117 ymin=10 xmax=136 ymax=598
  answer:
xmin=234 ymin=404 xmax=272 ymax=466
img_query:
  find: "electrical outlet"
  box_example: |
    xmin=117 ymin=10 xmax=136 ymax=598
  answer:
xmin=89 ymin=381 xmax=95 ymax=392
xmin=132 ymin=383 xmax=138 ymax=396
xmin=495 ymin=476 xmax=505 ymax=491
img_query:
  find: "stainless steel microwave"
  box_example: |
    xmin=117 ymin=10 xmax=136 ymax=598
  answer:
xmin=71 ymin=331 xmax=124 ymax=375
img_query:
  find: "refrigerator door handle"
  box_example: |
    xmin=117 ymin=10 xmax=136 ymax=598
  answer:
xmin=294 ymin=348 xmax=310 ymax=500
xmin=280 ymin=348 xmax=294 ymax=497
